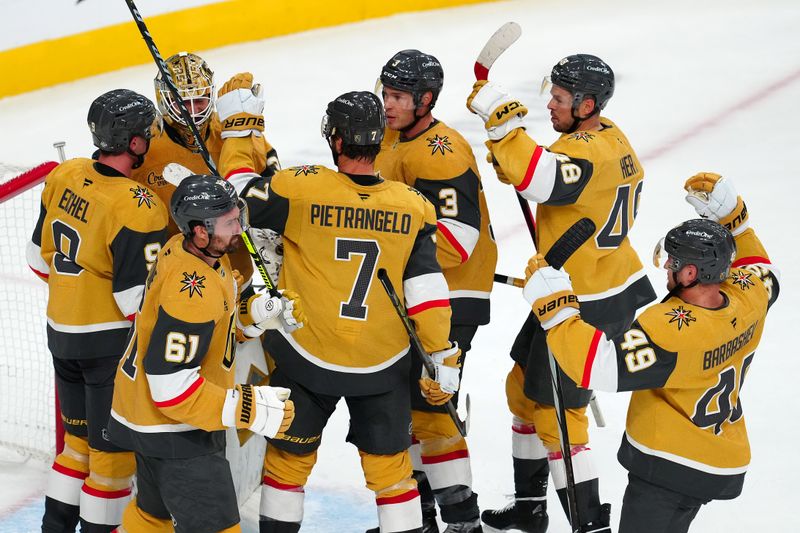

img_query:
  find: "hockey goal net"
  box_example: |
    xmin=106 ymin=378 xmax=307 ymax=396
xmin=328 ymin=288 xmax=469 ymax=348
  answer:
xmin=0 ymin=161 xmax=59 ymax=461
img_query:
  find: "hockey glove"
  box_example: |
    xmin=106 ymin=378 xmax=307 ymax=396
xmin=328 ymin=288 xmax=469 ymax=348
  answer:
xmin=419 ymin=343 xmax=461 ymax=406
xmin=523 ymin=254 xmax=580 ymax=330
xmin=486 ymin=150 xmax=511 ymax=185
xmin=467 ymin=80 xmax=528 ymax=141
xmin=684 ymin=172 xmax=749 ymax=236
xmin=222 ymin=385 xmax=295 ymax=438
xmin=237 ymin=289 xmax=306 ymax=339
xmin=217 ymin=72 xmax=265 ymax=139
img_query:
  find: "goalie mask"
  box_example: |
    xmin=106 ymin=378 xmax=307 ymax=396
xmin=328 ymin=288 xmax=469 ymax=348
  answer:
xmin=155 ymin=52 xmax=215 ymax=148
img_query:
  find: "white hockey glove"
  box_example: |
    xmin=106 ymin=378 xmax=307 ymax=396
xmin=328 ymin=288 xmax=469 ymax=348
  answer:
xmin=419 ymin=342 xmax=461 ymax=406
xmin=684 ymin=172 xmax=749 ymax=236
xmin=217 ymin=72 xmax=265 ymax=139
xmin=250 ymin=227 xmax=284 ymax=282
xmin=237 ymin=289 xmax=306 ymax=338
xmin=161 ymin=162 xmax=193 ymax=187
xmin=467 ymin=80 xmax=528 ymax=140
xmin=222 ymin=385 xmax=294 ymax=438
xmin=523 ymin=254 xmax=580 ymax=330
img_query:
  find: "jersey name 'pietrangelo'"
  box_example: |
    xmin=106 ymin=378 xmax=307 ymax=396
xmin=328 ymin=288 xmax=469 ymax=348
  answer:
xmin=376 ymin=121 xmax=497 ymax=325
xmin=548 ymin=227 xmax=780 ymax=501
xmin=26 ymin=158 xmax=168 ymax=359
xmin=237 ymin=164 xmax=453 ymax=396
xmin=109 ymin=234 xmax=239 ymax=458
xmin=490 ymin=118 xmax=655 ymax=328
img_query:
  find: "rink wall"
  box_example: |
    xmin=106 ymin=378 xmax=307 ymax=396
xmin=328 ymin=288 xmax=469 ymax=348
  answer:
xmin=0 ymin=0 xmax=490 ymax=99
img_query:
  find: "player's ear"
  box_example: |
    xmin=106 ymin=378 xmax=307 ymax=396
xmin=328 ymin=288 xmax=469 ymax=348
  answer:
xmin=334 ymin=137 xmax=344 ymax=155
xmin=682 ymin=264 xmax=699 ymax=285
xmin=580 ymin=97 xmax=596 ymax=117
xmin=421 ymin=91 xmax=433 ymax=109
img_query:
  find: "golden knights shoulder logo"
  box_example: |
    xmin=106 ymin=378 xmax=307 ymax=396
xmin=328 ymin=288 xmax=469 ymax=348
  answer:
xmin=427 ymin=134 xmax=453 ymax=156
xmin=180 ymin=271 xmax=206 ymax=298
xmin=731 ymin=271 xmax=755 ymax=290
xmin=130 ymin=186 xmax=155 ymax=208
xmin=291 ymin=165 xmax=320 ymax=176
xmin=665 ymin=305 xmax=696 ymax=330
xmin=569 ymin=132 xmax=595 ymax=143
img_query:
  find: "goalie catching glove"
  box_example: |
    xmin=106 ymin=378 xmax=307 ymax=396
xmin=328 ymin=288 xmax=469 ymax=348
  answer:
xmin=523 ymin=254 xmax=580 ymax=330
xmin=684 ymin=172 xmax=749 ymax=236
xmin=467 ymin=80 xmax=528 ymax=140
xmin=217 ymin=72 xmax=265 ymax=139
xmin=222 ymin=385 xmax=294 ymax=438
xmin=419 ymin=343 xmax=461 ymax=406
xmin=237 ymin=289 xmax=306 ymax=338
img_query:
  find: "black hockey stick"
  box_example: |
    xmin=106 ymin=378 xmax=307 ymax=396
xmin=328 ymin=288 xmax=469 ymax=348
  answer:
xmin=123 ymin=0 xmax=279 ymax=298
xmin=494 ymin=273 xmax=525 ymax=287
xmin=376 ymin=269 xmax=467 ymax=437
xmin=541 ymin=217 xmax=596 ymax=531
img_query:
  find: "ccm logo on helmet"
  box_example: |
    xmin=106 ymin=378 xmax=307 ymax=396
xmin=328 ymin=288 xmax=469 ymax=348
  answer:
xmin=536 ymin=294 xmax=579 ymax=317
xmin=223 ymin=117 xmax=264 ymax=128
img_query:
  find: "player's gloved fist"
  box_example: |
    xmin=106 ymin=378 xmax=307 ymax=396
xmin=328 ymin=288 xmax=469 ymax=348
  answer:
xmin=684 ymin=172 xmax=749 ymax=236
xmin=222 ymin=385 xmax=295 ymax=438
xmin=217 ymin=72 xmax=265 ymax=139
xmin=419 ymin=342 xmax=461 ymax=406
xmin=278 ymin=289 xmax=306 ymax=333
xmin=523 ymin=254 xmax=580 ymax=330
xmin=237 ymin=289 xmax=306 ymax=338
xmin=486 ymin=151 xmax=511 ymax=185
xmin=467 ymin=80 xmax=528 ymax=141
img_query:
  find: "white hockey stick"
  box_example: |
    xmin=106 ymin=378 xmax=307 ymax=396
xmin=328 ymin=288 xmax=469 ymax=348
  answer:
xmin=474 ymin=21 xmax=522 ymax=81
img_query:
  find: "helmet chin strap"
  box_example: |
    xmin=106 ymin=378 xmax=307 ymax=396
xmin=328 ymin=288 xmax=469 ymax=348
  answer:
xmin=660 ymin=271 xmax=700 ymax=303
xmin=565 ymin=96 xmax=600 ymax=134
xmin=128 ymin=138 xmax=151 ymax=169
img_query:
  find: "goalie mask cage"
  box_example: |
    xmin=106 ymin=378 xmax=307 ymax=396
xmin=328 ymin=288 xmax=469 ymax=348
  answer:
xmin=0 ymin=162 xmax=60 ymax=461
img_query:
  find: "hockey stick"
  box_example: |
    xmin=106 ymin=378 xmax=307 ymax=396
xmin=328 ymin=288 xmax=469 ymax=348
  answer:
xmin=474 ymin=22 xmax=522 ymax=81
xmin=123 ymin=0 xmax=279 ymax=298
xmin=493 ymin=273 xmax=525 ymax=288
xmin=376 ymin=268 xmax=468 ymax=438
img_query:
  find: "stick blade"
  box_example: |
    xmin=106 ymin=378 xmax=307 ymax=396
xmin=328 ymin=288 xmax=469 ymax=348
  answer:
xmin=474 ymin=21 xmax=522 ymax=80
xmin=544 ymin=218 xmax=596 ymax=270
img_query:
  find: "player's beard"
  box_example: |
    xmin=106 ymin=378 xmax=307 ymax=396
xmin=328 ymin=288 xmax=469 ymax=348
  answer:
xmin=210 ymin=233 xmax=241 ymax=256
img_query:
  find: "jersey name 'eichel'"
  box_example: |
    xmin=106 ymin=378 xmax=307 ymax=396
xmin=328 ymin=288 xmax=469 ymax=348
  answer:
xmin=26 ymin=158 xmax=168 ymax=359
xmin=549 ymin=226 xmax=780 ymax=501
xmin=491 ymin=118 xmax=656 ymax=328
xmin=109 ymin=234 xmax=240 ymax=458
xmin=376 ymin=121 xmax=497 ymax=326
xmin=237 ymin=164 xmax=452 ymax=396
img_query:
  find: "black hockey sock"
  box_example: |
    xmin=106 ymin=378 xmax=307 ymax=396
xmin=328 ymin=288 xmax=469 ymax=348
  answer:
xmin=437 ymin=490 xmax=479 ymax=524
xmin=260 ymin=517 xmax=301 ymax=533
xmin=78 ymin=518 xmax=116 ymax=533
xmin=555 ymin=478 xmax=602 ymax=527
xmin=513 ymin=456 xmax=549 ymax=499
xmin=413 ymin=470 xmax=437 ymax=517
xmin=42 ymin=496 xmax=79 ymax=533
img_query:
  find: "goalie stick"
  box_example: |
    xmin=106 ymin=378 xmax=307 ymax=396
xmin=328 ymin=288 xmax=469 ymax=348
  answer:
xmin=377 ymin=269 xmax=469 ymax=438
xmin=123 ymin=0 xmax=279 ymax=298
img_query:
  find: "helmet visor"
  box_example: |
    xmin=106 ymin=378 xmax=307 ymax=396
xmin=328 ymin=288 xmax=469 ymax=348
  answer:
xmin=320 ymin=113 xmax=333 ymax=139
xmin=652 ymin=237 xmax=683 ymax=272
xmin=540 ymin=75 xmax=553 ymax=96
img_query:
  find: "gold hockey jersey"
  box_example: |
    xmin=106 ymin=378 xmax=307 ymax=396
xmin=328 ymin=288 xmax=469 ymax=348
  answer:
xmin=108 ymin=234 xmax=239 ymax=458
xmin=376 ymin=121 xmax=497 ymax=325
xmin=547 ymin=226 xmax=780 ymax=500
xmin=132 ymin=117 xmax=278 ymax=280
xmin=235 ymin=163 xmax=453 ymax=396
xmin=489 ymin=118 xmax=655 ymax=328
xmin=26 ymin=159 xmax=168 ymax=359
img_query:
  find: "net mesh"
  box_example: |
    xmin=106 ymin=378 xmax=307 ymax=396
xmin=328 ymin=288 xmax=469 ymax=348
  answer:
xmin=0 ymin=162 xmax=54 ymax=461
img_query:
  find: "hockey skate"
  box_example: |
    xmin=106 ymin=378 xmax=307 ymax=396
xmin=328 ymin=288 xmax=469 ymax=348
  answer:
xmin=443 ymin=518 xmax=483 ymax=532
xmin=480 ymin=500 xmax=548 ymax=533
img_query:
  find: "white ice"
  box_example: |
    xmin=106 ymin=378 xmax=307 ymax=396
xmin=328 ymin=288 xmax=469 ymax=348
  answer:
xmin=1 ymin=0 xmax=799 ymax=531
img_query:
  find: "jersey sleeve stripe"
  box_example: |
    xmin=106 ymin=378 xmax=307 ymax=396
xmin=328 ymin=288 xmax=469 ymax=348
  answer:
xmin=516 ymin=145 xmax=543 ymax=192
xmin=225 ymin=167 xmax=255 ymax=179
xmin=26 ymin=241 xmax=49 ymax=278
xmin=731 ymin=255 xmax=770 ymax=268
xmin=151 ymin=374 xmax=205 ymax=408
xmin=113 ymin=284 xmax=144 ymax=320
xmin=581 ymin=328 xmax=604 ymax=388
xmin=407 ymin=299 xmax=450 ymax=316
xmin=403 ymin=272 xmax=450 ymax=310
xmin=436 ymin=220 xmax=473 ymax=263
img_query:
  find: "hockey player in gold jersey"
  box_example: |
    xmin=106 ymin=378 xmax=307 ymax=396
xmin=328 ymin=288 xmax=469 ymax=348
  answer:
xmin=221 ymin=90 xmax=458 ymax=533
xmin=132 ymin=51 xmax=280 ymax=283
xmin=467 ymin=54 xmax=656 ymax=532
xmin=522 ymin=173 xmax=779 ymax=533
xmin=108 ymin=176 xmax=303 ymax=533
xmin=375 ymin=49 xmax=497 ymax=533
xmin=26 ymin=89 xmax=168 ymax=532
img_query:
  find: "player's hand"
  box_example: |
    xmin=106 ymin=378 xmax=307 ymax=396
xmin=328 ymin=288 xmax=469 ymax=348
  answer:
xmin=161 ymin=162 xmax=193 ymax=187
xmin=467 ymin=80 xmax=528 ymax=140
xmin=217 ymin=72 xmax=265 ymax=139
xmin=278 ymin=289 xmax=306 ymax=333
xmin=523 ymin=254 xmax=580 ymax=330
xmin=486 ymin=151 xmax=511 ymax=185
xmin=223 ymin=385 xmax=294 ymax=438
xmin=684 ymin=172 xmax=749 ymax=235
xmin=419 ymin=343 xmax=461 ymax=406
